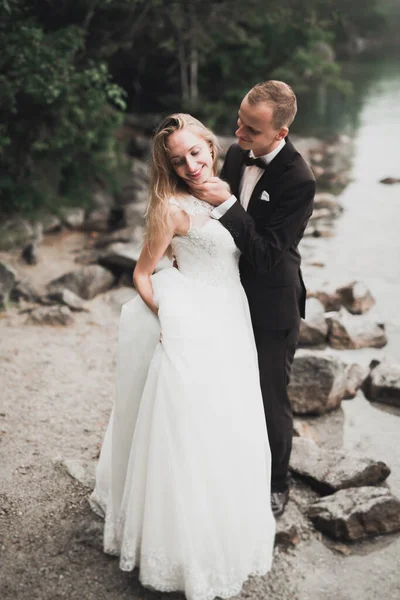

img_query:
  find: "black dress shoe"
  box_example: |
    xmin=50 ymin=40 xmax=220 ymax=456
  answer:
xmin=271 ymin=489 xmax=289 ymax=518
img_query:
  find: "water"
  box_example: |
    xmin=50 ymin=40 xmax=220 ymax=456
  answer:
xmin=292 ymin=53 xmax=400 ymax=599
xmin=298 ymin=53 xmax=400 ymax=486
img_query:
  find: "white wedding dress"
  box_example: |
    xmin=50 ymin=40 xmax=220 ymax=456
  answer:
xmin=90 ymin=196 xmax=275 ymax=600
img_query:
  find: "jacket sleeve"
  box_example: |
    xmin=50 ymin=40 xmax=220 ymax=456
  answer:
xmin=219 ymin=177 xmax=315 ymax=274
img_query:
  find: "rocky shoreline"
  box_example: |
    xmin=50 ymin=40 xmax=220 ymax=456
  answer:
xmin=1 ymin=131 xmax=400 ymax=600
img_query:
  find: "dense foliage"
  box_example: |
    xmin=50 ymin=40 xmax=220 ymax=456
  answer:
xmin=0 ymin=0 xmax=397 ymax=214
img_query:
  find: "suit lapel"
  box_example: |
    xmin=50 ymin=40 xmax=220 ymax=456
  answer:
xmin=246 ymin=136 xmax=297 ymax=214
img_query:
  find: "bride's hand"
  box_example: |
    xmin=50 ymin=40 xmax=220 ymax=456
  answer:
xmin=189 ymin=177 xmax=231 ymax=206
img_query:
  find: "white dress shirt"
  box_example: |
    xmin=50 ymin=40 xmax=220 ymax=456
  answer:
xmin=211 ymin=138 xmax=286 ymax=219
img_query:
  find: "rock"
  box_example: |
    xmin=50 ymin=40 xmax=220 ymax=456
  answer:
xmin=83 ymin=208 xmax=112 ymax=232
xmin=21 ymin=241 xmax=39 ymax=265
xmin=73 ymin=248 xmax=103 ymax=266
xmin=98 ymin=242 xmax=141 ymax=272
xmin=311 ymin=164 xmax=325 ymax=180
xmin=308 ymin=285 xmax=342 ymax=312
xmin=308 ymin=487 xmax=400 ymax=541
xmin=0 ymin=262 xmax=17 ymax=308
xmin=0 ymin=218 xmax=35 ymax=250
xmin=59 ymin=207 xmax=85 ymax=229
xmin=380 ymin=177 xmax=400 ymax=184
xmin=47 ymin=265 xmax=115 ymax=300
xmin=290 ymin=437 xmax=390 ymax=494
xmin=131 ymin=159 xmax=150 ymax=190
xmin=336 ymin=281 xmax=375 ymax=314
xmin=47 ymin=288 xmax=89 ymax=312
xmin=326 ymin=308 xmax=387 ymax=349
xmin=274 ymin=501 xmax=302 ymax=548
xmin=104 ymin=287 xmax=137 ymax=312
xmin=288 ymin=350 xmax=347 ymax=415
xmin=98 ymin=242 xmax=171 ymax=274
xmin=310 ymin=151 xmax=324 ymax=164
xmin=344 ymin=363 xmax=369 ymax=399
xmin=311 ymin=228 xmax=335 ymax=238
xmin=309 ymin=208 xmax=334 ymax=222
xmin=92 ymin=188 xmax=115 ymax=209
xmin=26 ymin=305 xmax=74 ymax=326
xmin=293 ymin=420 xmax=317 ymax=441
xmin=39 ymin=213 xmax=62 ymax=233
xmin=126 ymin=133 xmax=151 ymax=158
xmin=123 ymin=199 xmax=147 ymax=228
xmin=363 ymin=359 xmax=400 ymax=408
xmin=10 ymin=276 xmax=40 ymax=303
xmin=94 ymin=226 xmax=139 ymax=248
xmin=57 ymin=458 xmax=96 ymax=488
xmin=298 ymin=298 xmax=328 ymax=347
xmin=313 ymin=192 xmax=344 ymax=217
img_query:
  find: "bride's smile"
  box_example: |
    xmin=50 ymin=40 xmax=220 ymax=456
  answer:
xmin=167 ymin=128 xmax=213 ymax=185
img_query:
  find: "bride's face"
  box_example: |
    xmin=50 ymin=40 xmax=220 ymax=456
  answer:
xmin=167 ymin=128 xmax=213 ymax=185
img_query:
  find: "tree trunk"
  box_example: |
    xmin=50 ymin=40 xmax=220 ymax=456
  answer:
xmin=189 ymin=45 xmax=198 ymax=104
xmin=178 ymin=38 xmax=190 ymax=104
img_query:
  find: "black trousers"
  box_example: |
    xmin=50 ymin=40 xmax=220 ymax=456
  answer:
xmin=253 ymin=320 xmax=300 ymax=493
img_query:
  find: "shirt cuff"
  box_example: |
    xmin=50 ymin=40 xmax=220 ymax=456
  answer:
xmin=210 ymin=195 xmax=237 ymax=219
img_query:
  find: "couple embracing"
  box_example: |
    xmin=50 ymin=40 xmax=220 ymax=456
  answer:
xmin=90 ymin=80 xmax=316 ymax=600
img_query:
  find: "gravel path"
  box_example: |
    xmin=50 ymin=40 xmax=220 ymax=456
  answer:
xmin=0 ymin=234 xmax=302 ymax=600
xmin=1 ymin=232 xmax=399 ymax=600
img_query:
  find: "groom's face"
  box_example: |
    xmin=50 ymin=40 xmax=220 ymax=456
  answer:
xmin=235 ymin=96 xmax=288 ymax=157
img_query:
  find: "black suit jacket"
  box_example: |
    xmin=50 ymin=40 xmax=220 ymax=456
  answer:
xmin=219 ymin=137 xmax=316 ymax=330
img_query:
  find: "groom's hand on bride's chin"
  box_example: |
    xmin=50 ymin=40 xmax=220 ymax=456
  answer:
xmin=189 ymin=177 xmax=231 ymax=206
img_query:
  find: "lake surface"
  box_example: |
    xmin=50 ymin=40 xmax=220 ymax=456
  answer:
xmin=298 ymin=52 xmax=400 ymax=487
xmin=293 ymin=52 xmax=400 ymax=600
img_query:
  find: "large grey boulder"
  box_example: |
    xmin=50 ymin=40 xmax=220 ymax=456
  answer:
xmin=290 ymin=437 xmax=390 ymax=494
xmin=363 ymin=359 xmax=400 ymax=408
xmin=288 ymin=350 xmax=347 ymax=415
xmin=26 ymin=305 xmax=74 ymax=326
xmin=298 ymin=298 xmax=328 ymax=347
xmin=326 ymin=308 xmax=387 ymax=349
xmin=0 ymin=262 xmax=17 ymax=308
xmin=336 ymin=281 xmax=375 ymax=314
xmin=308 ymin=487 xmax=400 ymax=540
xmin=47 ymin=265 xmax=115 ymax=300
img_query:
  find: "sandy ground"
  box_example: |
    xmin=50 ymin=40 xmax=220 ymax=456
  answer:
xmin=1 ymin=232 xmax=400 ymax=600
xmin=0 ymin=233 xmax=304 ymax=600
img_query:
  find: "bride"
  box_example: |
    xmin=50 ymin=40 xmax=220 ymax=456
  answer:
xmin=90 ymin=114 xmax=275 ymax=600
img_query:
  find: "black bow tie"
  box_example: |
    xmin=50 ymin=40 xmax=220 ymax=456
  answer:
xmin=243 ymin=153 xmax=268 ymax=169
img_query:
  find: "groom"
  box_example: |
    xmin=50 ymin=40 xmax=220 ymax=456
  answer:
xmin=190 ymin=80 xmax=315 ymax=517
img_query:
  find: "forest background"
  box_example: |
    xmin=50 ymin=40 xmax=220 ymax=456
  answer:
xmin=1 ymin=0 xmax=399 ymax=215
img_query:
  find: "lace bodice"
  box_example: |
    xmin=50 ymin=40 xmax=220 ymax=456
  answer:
xmin=170 ymin=196 xmax=241 ymax=288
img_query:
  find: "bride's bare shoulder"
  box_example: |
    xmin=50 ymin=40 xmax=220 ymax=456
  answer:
xmin=169 ymin=197 xmax=190 ymax=236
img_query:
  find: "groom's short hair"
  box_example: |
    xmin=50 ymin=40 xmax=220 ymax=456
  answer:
xmin=247 ymin=80 xmax=297 ymax=130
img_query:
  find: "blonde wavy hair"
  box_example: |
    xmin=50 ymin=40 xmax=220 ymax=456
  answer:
xmin=145 ymin=113 xmax=219 ymax=252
